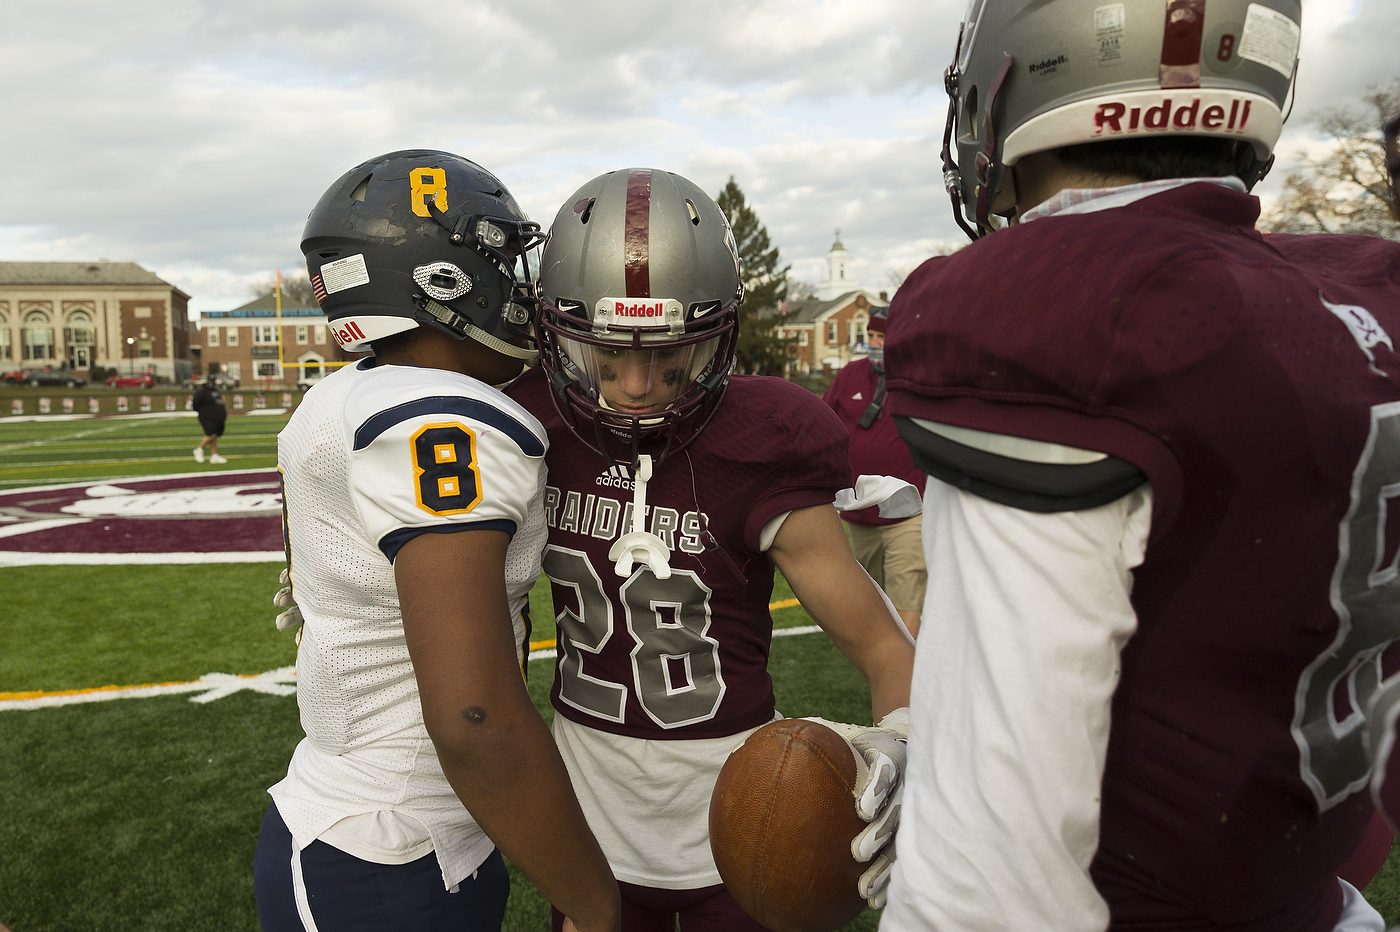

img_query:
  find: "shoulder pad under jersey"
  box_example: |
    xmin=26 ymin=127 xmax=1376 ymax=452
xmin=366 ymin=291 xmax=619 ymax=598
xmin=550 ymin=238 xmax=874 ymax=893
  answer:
xmin=894 ymin=416 xmax=1146 ymax=513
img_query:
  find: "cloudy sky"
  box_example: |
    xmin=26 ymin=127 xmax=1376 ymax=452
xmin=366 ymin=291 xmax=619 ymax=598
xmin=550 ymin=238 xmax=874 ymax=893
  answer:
xmin=0 ymin=0 xmax=1394 ymax=315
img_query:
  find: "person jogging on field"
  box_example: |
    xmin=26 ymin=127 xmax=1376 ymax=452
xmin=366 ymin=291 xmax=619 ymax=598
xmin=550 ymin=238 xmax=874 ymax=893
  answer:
xmin=191 ymin=372 xmax=227 ymax=464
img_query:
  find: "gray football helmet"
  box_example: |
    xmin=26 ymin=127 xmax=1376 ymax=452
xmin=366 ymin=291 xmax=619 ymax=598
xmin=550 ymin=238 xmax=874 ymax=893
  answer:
xmin=942 ymin=0 xmax=1300 ymax=238
xmin=537 ymin=168 xmax=742 ymax=468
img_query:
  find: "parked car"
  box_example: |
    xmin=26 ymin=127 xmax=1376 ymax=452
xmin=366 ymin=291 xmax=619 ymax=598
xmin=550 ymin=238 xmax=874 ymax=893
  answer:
xmin=106 ymin=373 xmax=155 ymax=389
xmin=181 ymin=373 xmax=240 ymax=390
xmin=2 ymin=369 xmax=28 ymax=385
xmin=18 ymin=367 xmax=87 ymax=388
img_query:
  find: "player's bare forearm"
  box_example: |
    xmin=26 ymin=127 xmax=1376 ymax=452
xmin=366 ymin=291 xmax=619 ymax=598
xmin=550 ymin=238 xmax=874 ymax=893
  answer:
xmin=396 ymin=530 xmax=621 ymax=932
xmin=768 ymin=504 xmax=915 ymax=719
xmin=435 ymin=705 xmax=619 ymax=932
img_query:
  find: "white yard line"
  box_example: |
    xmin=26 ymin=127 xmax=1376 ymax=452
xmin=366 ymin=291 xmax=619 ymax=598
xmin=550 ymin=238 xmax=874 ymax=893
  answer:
xmin=0 ymin=667 xmax=298 ymax=710
xmin=0 ymin=550 xmax=286 ymax=567
xmin=0 ymin=466 xmax=274 ymax=494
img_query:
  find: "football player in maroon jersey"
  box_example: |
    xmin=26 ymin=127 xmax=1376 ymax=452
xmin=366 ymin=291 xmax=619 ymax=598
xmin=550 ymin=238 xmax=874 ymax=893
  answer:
xmin=822 ymin=304 xmax=929 ymax=637
xmin=879 ymin=1 xmax=1400 ymax=931
xmin=1368 ymin=110 xmax=1400 ymax=838
xmin=506 ymin=168 xmax=916 ymax=932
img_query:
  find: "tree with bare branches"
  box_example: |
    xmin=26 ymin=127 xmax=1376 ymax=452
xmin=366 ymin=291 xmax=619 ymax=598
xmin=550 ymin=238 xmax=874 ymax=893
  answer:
xmin=1262 ymin=82 xmax=1400 ymax=240
xmin=252 ymin=273 xmax=320 ymax=307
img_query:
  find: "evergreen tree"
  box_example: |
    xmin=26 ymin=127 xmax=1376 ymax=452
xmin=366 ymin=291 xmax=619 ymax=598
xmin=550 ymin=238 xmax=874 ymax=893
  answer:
xmin=717 ymin=177 xmax=796 ymax=375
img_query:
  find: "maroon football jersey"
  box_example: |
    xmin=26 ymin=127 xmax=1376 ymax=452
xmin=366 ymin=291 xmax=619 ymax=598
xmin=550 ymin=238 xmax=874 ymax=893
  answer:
xmin=823 ymin=358 xmax=926 ymax=526
xmin=507 ymin=368 xmax=851 ymax=740
xmin=886 ymin=183 xmax=1400 ymax=930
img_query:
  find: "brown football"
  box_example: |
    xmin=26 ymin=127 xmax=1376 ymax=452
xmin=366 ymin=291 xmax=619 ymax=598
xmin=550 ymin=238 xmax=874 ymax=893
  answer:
xmin=709 ymin=718 xmax=867 ymax=932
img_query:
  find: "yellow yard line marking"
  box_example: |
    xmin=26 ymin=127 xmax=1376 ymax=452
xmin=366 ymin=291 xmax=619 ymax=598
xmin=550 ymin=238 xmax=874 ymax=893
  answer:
xmin=0 ymin=679 xmax=192 ymax=701
xmin=6 ymin=604 xmax=815 ymax=706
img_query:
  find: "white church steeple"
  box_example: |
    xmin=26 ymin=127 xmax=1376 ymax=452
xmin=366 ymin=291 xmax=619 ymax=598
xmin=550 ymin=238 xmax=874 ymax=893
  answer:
xmin=817 ymin=230 xmax=857 ymax=301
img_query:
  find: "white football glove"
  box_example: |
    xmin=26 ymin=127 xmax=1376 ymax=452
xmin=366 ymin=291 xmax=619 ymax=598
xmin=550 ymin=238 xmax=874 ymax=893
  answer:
xmin=804 ymin=707 xmax=909 ymax=909
xmin=273 ymin=567 xmax=303 ymax=631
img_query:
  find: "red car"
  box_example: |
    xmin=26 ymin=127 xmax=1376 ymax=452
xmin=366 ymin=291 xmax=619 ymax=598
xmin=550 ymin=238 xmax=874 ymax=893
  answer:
xmin=106 ymin=374 xmax=155 ymax=389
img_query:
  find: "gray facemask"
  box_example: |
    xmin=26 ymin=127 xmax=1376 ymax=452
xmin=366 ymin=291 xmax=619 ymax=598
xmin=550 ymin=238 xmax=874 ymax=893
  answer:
xmin=867 ymin=345 xmax=884 ymax=369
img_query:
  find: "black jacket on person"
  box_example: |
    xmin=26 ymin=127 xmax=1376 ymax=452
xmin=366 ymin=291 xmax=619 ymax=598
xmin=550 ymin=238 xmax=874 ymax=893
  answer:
xmin=191 ymin=384 xmax=226 ymax=418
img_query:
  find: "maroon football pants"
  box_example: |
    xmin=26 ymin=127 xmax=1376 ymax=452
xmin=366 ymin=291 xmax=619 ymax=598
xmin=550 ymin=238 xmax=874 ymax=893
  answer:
xmin=551 ymin=879 xmax=771 ymax=932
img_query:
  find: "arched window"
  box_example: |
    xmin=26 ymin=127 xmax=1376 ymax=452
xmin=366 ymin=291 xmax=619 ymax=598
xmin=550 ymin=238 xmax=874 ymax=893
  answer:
xmin=22 ymin=310 xmax=54 ymax=361
xmin=0 ymin=313 xmax=10 ymax=360
xmin=65 ymin=309 xmax=95 ymax=346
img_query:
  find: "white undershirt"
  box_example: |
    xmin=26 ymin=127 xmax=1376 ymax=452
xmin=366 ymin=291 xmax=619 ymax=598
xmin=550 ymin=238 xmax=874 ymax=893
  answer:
xmin=881 ymin=477 xmax=1151 ymax=932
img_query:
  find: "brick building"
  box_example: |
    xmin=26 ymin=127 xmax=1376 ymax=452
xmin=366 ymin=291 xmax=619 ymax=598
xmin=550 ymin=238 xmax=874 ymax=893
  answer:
xmin=196 ymin=293 xmax=360 ymax=388
xmin=0 ymin=261 xmax=193 ymax=381
xmin=774 ymin=237 xmax=887 ymax=376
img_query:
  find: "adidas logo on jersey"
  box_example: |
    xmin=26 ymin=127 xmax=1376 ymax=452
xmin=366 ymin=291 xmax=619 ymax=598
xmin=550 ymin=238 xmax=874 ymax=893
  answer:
xmin=596 ymin=464 xmax=634 ymax=491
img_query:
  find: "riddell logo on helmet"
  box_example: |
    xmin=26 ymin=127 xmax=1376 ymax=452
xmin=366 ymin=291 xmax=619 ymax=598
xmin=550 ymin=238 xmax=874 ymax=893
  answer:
xmin=1094 ymin=97 xmax=1253 ymax=136
xmin=613 ymin=300 xmax=667 ymax=319
xmin=333 ymin=321 xmax=367 ymax=347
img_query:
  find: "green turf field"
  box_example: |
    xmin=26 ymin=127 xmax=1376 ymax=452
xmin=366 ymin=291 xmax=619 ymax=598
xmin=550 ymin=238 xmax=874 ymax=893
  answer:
xmin=2 ymin=415 xmax=1397 ymax=931
xmin=0 ymin=414 xmax=886 ymax=931
xmin=0 ymin=410 xmax=286 ymax=487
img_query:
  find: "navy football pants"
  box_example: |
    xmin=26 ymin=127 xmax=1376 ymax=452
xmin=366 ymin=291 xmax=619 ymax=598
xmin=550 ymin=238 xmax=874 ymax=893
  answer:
xmin=550 ymin=879 xmax=770 ymax=932
xmin=254 ymin=803 xmax=509 ymax=932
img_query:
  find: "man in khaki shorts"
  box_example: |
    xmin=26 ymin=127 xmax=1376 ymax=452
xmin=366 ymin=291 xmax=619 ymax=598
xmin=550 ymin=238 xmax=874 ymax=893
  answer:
xmin=823 ymin=305 xmax=927 ymax=636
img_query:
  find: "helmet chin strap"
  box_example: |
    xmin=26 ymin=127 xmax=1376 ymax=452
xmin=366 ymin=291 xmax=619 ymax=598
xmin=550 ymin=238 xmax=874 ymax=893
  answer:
xmin=608 ymin=454 xmax=674 ymax=579
xmin=423 ymin=298 xmax=539 ymax=362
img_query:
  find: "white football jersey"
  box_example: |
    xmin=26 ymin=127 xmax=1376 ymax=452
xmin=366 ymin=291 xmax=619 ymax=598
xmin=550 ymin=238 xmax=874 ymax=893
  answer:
xmin=268 ymin=358 xmax=548 ymax=891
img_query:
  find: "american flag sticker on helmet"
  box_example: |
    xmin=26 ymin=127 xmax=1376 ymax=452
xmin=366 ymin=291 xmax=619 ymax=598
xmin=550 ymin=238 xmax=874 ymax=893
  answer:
xmin=311 ymin=274 xmax=328 ymax=303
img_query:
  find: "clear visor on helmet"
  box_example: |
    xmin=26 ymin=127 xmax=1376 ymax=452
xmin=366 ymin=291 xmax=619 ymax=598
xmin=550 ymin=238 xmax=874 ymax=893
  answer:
xmin=561 ymin=335 xmax=722 ymax=416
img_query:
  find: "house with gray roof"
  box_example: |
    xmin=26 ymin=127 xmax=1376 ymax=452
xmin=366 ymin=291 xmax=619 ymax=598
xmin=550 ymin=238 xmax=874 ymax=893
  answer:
xmin=0 ymin=261 xmax=193 ymax=381
xmin=774 ymin=237 xmax=887 ymax=376
xmin=196 ymin=291 xmax=360 ymax=389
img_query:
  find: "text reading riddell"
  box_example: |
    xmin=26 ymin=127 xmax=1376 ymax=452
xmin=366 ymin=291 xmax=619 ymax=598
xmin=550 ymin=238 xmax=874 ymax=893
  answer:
xmin=1095 ymin=95 xmax=1255 ymax=136
xmin=333 ymin=320 xmax=367 ymax=347
xmin=611 ymin=300 xmax=668 ymax=319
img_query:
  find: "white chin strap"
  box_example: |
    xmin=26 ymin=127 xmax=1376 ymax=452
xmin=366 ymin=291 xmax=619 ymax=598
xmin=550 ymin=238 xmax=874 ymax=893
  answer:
xmin=464 ymin=320 xmax=539 ymax=362
xmin=607 ymin=454 xmax=673 ymax=579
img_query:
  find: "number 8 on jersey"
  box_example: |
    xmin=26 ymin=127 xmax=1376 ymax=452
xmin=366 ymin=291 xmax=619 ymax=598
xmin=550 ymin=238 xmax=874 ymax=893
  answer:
xmin=412 ymin=422 xmax=482 ymax=516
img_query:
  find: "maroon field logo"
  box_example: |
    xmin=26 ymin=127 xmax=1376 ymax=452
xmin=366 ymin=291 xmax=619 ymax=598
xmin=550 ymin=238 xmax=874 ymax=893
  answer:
xmin=0 ymin=469 xmax=284 ymax=565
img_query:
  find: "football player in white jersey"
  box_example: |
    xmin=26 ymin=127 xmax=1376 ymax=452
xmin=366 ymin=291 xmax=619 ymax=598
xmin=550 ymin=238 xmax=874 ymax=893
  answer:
xmin=255 ymin=151 xmax=619 ymax=932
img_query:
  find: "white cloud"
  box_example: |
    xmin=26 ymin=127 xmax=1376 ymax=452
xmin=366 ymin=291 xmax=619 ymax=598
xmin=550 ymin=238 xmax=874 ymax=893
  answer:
xmin=0 ymin=0 xmax=1392 ymax=314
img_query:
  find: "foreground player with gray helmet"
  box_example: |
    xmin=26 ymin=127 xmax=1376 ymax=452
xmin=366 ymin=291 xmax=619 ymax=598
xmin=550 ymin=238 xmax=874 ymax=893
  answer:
xmin=506 ymin=168 xmax=916 ymax=932
xmin=881 ymin=1 xmax=1400 ymax=930
xmin=257 ymin=150 xmax=618 ymax=932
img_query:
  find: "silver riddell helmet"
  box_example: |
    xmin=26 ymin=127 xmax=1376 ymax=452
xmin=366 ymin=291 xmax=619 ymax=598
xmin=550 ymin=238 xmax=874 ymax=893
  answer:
xmin=537 ymin=168 xmax=742 ymax=469
xmin=942 ymin=0 xmax=1301 ymax=238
